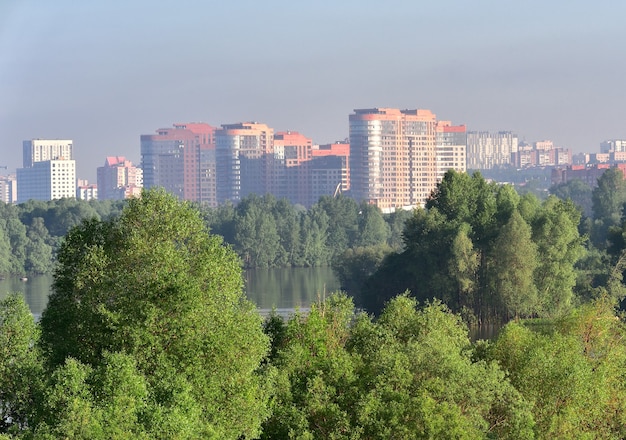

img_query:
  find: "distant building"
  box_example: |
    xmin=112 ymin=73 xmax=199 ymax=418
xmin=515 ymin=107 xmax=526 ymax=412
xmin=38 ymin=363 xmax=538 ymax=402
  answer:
xmin=510 ymin=140 xmax=571 ymax=168
xmin=466 ymin=131 xmax=518 ymax=169
xmin=350 ymin=107 xmax=463 ymax=211
xmin=0 ymin=175 xmax=17 ymax=204
xmin=77 ymin=182 xmax=98 ymax=201
xmin=436 ymin=122 xmax=467 ymax=181
xmin=551 ymin=163 xmax=626 ymax=188
xmin=22 ymin=139 xmax=73 ymax=168
xmin=17 ymin=138 xmax=76 ymax=203
xmin=17 ymin=159 xmax=76 ymax=203
xmin=600 ymin=139 xmax=626 ymax=153
xmin=273 ymin=131 xmax=312 ymax=205
xmin=97 ymin=156 xmax=143 ymax=200
xmin=309 ymin=142 xmax=350 ymax=206
xmin=215 ymin=122 xmax=273 ymax=204
xmin=140 ymin=123 xmax=216 ymax=206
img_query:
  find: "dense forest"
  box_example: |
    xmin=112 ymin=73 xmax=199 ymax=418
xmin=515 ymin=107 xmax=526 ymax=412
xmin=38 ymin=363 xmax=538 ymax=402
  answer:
xmin=2 ymin=188 xmax=626 ymax=438
xmin=3 ymin=169 xmax=626 ymax=323
xmin=0 ymin=192 xmax=409 ymax=277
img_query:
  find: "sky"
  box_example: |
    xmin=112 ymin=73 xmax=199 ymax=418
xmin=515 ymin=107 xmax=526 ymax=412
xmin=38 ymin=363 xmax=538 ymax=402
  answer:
xmin=1 ymin=0 xmax=625 ymax=181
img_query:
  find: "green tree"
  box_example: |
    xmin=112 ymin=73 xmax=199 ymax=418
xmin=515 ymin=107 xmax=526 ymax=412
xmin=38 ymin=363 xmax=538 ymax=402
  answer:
xmin=332 ymin=244 xmax=393 ymax=295
xmin=299 ymin=206 xmax=330 ymax=266
xmin=262 ymin=294 xmax=358 ymax=439
xmin=384 ymin=208 xmax=413 ymax=251
xmin=354 ymin=203 xmax=389 ymax=248
xmin=271 ymin=198 xmax=302 ymax=266
xmin=490 ymin=299 xmax=626 ymax=439
xmin=531 ymin=197 xmax=585 ymax=317
xmin=0 ymin=203 xmax=28 ymax=275
xmin=39 ymin=189 xmax=270 ymax=439
xmin=235 ymin=199 xmax=281 ymax=267
xmin=550 ymin=179 xmax=593 ymax=218
xmin=591 ymin=167 xmax=626 ymax=248
xmin=314 ymin=195 xmax=359 ymax=259
xmin=448 ymin=222 xmax=479 ymax=317
xmin=0 ymin=224 xmax=12 ymax=277
xmin=264 ymin=293 xmax=535 ymax=439
xmin=491 ymin=210 xmax=538 ymax=319
xmin=351 ymin=296 xmax=534 ymax=439
xmin=0 ymin=294 xmax=43 ymax=435
xmin=24 ymin=217 xmax=54 ymax=274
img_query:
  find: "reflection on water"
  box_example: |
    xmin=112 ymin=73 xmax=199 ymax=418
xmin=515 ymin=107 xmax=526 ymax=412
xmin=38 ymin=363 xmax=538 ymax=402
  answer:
xmin=244 ymin=267 xmax=341 ymax=310
xmin=0 ymin=275 xmax=53 ymax=317
xmin=0 ymin=268 xmax=341 ymax=317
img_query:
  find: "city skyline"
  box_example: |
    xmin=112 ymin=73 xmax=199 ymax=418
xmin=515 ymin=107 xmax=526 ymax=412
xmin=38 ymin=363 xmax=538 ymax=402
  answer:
xmin=2 ymin=1 xmax=625 ymax=181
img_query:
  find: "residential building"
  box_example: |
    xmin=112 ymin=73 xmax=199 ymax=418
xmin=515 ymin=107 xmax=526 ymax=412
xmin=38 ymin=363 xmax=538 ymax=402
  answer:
xmin=97 ymin=156 xmax=143 ymax=200
xmin=215 ymin=122 xmax=273 ymax=204
xmin=22 ymin=139 xmax=74 ymax=168
xmin=17 ymin=159 xmax=76 ymax=203
xmin=17 ymin=138 xmax=76 ymax=202
xmin=22 ymin=139 xmax=73 ymax=167
xmin=273 ymin=131 xmax=312 ymax=205
xmin=466 ymin=131 xmax=518 ymax=169
xmin=436 ymin=122 xmax=466 ymax=181
xmin=77 ymin=182 xmax=98 ymax=201
xmin=600 ymin=139 xmax=626 ymax=153
xmin=551 ymin=163 xmax=626 ymax=188
xmin=510 ymin=140 xmax=571 ymax=168
xmin=0 ymin=175 xmax=17 ymax=204
xmin=310 ymin=142 xmax=350 ymax=206
xmin=140 ymin=123 xmax=216 ymax=206
xmin=349 ymin=108 xmax=439 ymax=211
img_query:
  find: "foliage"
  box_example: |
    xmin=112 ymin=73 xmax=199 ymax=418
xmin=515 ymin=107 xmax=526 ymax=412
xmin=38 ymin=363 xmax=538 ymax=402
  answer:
xmin=262 ymin=293 xmax=534 ymax=439
xmin=0 ymin=192 xmax=411 ymax=275
xmin=361 ymin=170 xmax=586 ymax=322
xmin=203 ymin=194 xmax=405 ymax=269
xmin=489 ymin=298 xmax=626 ymax=439
xmin=0 ymin=198 xmax=124 ymax=277
xmin=0 ymin=294 xmax=43 ymax=435
xmin=332 ymin=244 xmax=393 ymax=295
xmin=38 ymin=188 xmax=270 ymax=438
xmin=591 ymin=167 xmax=626 ymax=248
xmin=550 ymin=179 xmax=593 ymax=218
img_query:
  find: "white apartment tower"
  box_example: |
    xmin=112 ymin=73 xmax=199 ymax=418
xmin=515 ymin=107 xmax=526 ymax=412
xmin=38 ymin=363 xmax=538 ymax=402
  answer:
xmin=23 ymin=139 xmax=73 ymax=167
xmin=17 ymin=160 xmax=76 ymax=203
xmin=17 ymin=139 xmax=76 ymax=203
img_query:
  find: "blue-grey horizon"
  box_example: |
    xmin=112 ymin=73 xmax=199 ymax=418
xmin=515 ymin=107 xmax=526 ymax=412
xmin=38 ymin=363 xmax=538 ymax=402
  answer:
xmin=1 ymin=0 xmax=625 ymax=181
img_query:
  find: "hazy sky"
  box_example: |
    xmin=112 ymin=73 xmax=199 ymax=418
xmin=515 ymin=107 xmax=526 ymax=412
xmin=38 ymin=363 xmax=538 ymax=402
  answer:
xmin=1 ymin=0 xmax=625 ymax=180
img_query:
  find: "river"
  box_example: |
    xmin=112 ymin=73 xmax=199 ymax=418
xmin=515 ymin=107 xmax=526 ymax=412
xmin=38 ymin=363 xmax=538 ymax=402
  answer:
xmin=0 ymin=267 xmax=341 ymax=318
xmin=0 ymin=270 xmax=501 ymax=340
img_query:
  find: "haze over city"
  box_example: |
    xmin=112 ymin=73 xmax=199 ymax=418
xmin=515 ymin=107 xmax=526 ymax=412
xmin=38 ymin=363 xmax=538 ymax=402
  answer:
xmin=1 ymin=0 xmax=625 ymax=180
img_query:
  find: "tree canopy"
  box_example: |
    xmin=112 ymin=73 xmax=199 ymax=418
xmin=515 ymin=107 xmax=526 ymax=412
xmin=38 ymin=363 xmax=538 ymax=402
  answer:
xmin=361 ymin=171 xmax=585 ymax=322
xmin=38 ymin=188 xmax=270 ymax=438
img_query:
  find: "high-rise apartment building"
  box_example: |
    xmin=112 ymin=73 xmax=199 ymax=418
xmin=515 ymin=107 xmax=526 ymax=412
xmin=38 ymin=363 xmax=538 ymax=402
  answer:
xmin=140 ymin=123 xmax=216 ymax=206
xmin=17 ymin=139 xmax=76 ymax=203
xmin=310 ymin=142 xmax=350 ymax=206
xmin=97 ymin=156 xmax=143 ymax=200
xmin=349 ymin=108 xmax=438 ymax=211
xmin=17 ymin=159 xmax=76 ymax=203
xmin=0 ymin=175 xmax=17 ymax=204
xmin=510 ymin=141 xmax=571 ymax=168
xmin=466 ymin=131 xmax=518 ymax=169
xmin=436 ymin=122 xmax=467 ymax=181
xmin=600 ymin=140 xmax=626 ymax=153
xmin=22 ymin=139 xmax=73 ymax=167
xmin=273 ymin=131 xmax=312 ymax=205
xmin=215 ymin=122 xmax=273 ymax=204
